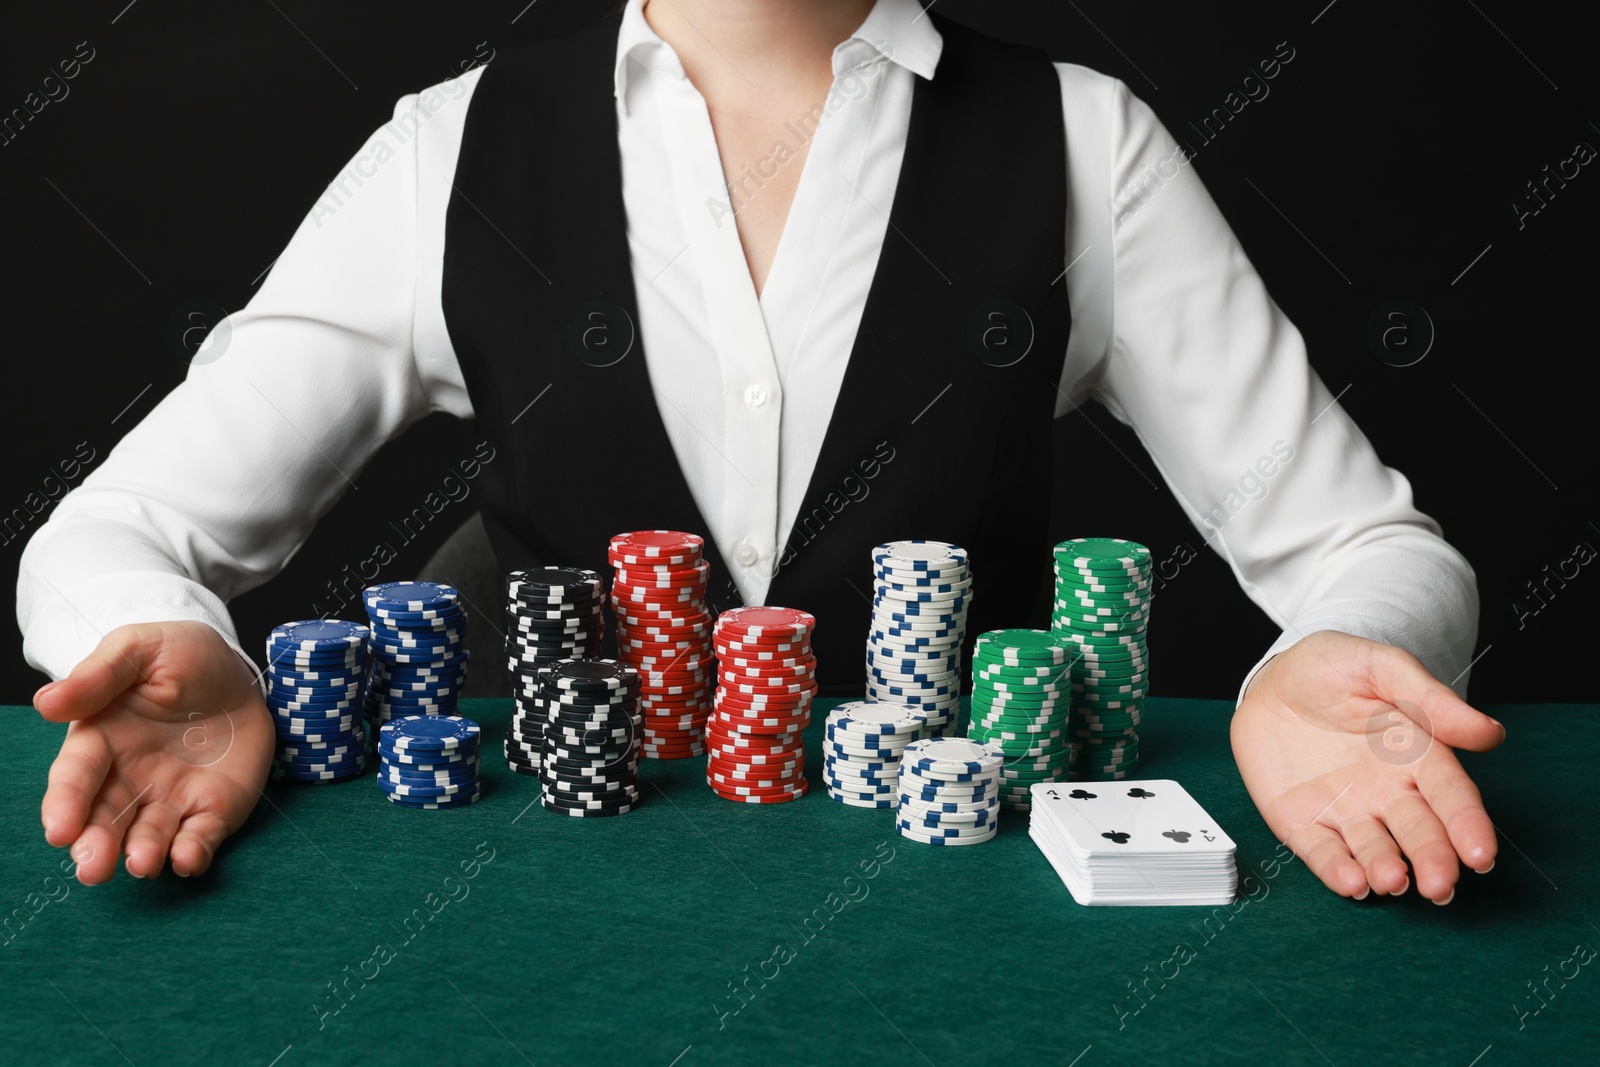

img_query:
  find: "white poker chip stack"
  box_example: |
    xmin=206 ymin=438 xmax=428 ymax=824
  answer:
xmin=821 ymin=701 xmax=929 ymax=808
xmin=864 ymin=541 xmax=973 ymax=737
xmin=895 ymin=737 xmax=1004 ymax=846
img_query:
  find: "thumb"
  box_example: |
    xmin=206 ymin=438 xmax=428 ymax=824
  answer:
xmin=34 ymin=625 xmax=162 ymax=723
xmin=1369 ymin=644 xmax=1505 ymax=753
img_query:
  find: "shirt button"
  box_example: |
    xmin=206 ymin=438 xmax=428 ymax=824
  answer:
xmin=734 ymin=542 xmax=760 ymax=566
xmin=744 ymin=384 xmax=768 ymax=407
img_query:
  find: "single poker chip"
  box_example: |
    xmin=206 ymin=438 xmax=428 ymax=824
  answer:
xmin=267 ymin=651 xmax=366 ymax=673
xmin=375 ymin=741 xmax=477 ymax=764
xmin=378 ymin=777 xmax=475 ymax=797
xmin=272 ymin=766 xmax=366 ymax=783
xmin=1053 ymin=537 xmax=1152 ymax=571
xmin=975 ymin=660 xmax=1070 ymax=680
xmin=614 ymin=617 xmax=710 ymax=633
xmin=364 ymin=581 xmax=460 ymax=612
xmin=872 ymin=540 xmax=969 ymax=569
xmin=710 ymin=778 xmax=810 ymax=804
xmin=608 ymin=530 xmax=704 ymax=566
xmin=822 ymin=742 xmax=898 ymax=766
xmin=826 ymin=769 xmax=898 ymax=791
xmin=270 ymin=675 xmax=366 ymax=694
xmin=267 ymin=619 xmax=370 ymax=652
xmin=709 ymin=743 xmax=806 ymax=764
xmin=612 ymin=561 xmax=710 ymax=588
xmin=383 ymin=766 xmax=480 ymax=787
xmin=715 ymin=606 xmax=815 ymax=640
xmin=385 ymin=784 xmax=484 ymax=809
xmin=544 ymin=659 xmax=638 ymax=693
xmin=895 ymin=820 xmax=998 ymax=845
xmin=974 ymin=630 xmax=1072 ymax=665
xmin=279 ymin=738 xmax=363 ymax=757
xmin=828 ymin=790 xmax=897 ymax=809
xmin=381 ymin=715 xmax=480 ymax=752
xmin=900 ymin=794 xmax=997 ymax=815
xmin=900 ymin=737 xmax=1005 ymax=775
xmin=508 ymin=566 xmax=604 ymax=600
xmin=273 ymin=748 xmax=367 ymax=769
xmin=897 ymin=803 xmax=998 ymax=828
xmin=274 ymin=713 xmax=359 ymax=731
xmin=541 ymin=796 xmax=637 ymax=816
xmin=541 ymin=778 xmax=641 ymax=802
xmin=708 ymin=753 xmax=803 ymax=776
xmin=896 ymin=817 xmax=997 ymax=839
xmin=367 ymin=603 xmax=467 ymax=622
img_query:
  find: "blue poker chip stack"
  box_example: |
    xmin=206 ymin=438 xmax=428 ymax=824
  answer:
xmin=377 ymin=715 xmax=483 ymax=808
xmin=864 ymin=541 xmax=973 ymax=736
xmin=895 ymin=737 xmax=1003 ymax=846
xmin=361 ymin=581 xmax=469 ymax=739
xmin=822 ymin=701 xmax=929 ymax=808
xmin=265 ymin=619 xmax=371 ymax=782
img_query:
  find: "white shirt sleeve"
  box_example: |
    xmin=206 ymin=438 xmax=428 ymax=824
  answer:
xmin=15 ymin=84 xmax=475 ymax=680
xmin=1056 ymin=68 xmax=1479 ymax=700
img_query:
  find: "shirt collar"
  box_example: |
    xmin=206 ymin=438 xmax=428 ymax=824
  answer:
xmin=613 ymin=0 xmax=943 ymax=112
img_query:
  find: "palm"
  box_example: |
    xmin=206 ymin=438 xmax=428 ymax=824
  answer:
xmin=1230 ymin=632 xmax=1503 ymax=902
xmin=37 ymin=622 xmax=275 ymax=883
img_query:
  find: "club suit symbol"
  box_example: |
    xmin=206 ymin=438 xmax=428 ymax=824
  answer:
xmin=1069 ymin=789 xmax=1097 ymax=799
xmin=1162 ymin=830 xmax=1191 ymax=843
xmin=1101 ymin=831 xmax=1131 ymax=843
xmin=1127 ymin=787 xmax=1156 ymax=799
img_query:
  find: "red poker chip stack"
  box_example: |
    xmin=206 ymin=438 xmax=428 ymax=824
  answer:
xmin=608 ymin=530 xmax=716 ymax=759
xmin=706 ymin=606 xmax=819 ymax=804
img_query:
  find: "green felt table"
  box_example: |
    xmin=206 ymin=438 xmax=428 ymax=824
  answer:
xmin=1 ymin=697 xmax=1596 ymax=1067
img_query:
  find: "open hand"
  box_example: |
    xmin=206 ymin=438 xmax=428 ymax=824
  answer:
xmin=1231 ymin=631 xmax=1504 ymax=903
xmin=34 ymin=622 xmax=275 ymax=883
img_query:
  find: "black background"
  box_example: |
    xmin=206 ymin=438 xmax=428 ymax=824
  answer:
xmin=1 ymin=1 xmax=1594 ymax=704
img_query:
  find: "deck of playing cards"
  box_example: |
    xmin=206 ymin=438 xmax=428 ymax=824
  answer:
xmin=1029 ymin=780 xmax=1238 ymax=906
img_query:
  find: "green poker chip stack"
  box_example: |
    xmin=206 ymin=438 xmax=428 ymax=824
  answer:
xmin=1050 ymin=538 xmax=1152 ymax=781
xmin=964 ymin=629 xmax=1078 ymax=810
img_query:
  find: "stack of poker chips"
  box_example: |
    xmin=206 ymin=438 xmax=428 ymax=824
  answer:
xmin=265 ymin=620 xmax=371 ymax=782
xmin=377 ymin=715 xmax=483 ymax=809
xmin=864 ymin=541 xmax=972 ymax=736
xmin=896 ymin=737 xmax=1004 ymax=846
xmin=361 ymin=582 xmax=468 ymax=741
xmin=707 ymin=606 xmax=817 ymax=804
xmin=822 ymin=701 xmax=929 ymax=808
xmin=1050 ymin=538 xmax=1152 ymax=780
xmin=608 ymin=531 xmax=715 ymax=759
xmin=539 ymin=659 xmax=642 ymax=816
xmin=503 ymin=567 xmax=606 ymax=775
xmin=966 ymin=629 xmax=1076 ymax=810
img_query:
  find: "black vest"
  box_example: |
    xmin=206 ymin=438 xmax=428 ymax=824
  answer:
xmin=442 ymin=13 xmax=1070 ymax=692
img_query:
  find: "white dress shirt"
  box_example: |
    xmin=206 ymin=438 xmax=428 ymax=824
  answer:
xmin=15 ymin=0 xmax=1477 ymax=699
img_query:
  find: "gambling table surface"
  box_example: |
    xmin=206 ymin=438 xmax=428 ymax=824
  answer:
xmin=1 ymin=696 xmax=1595 ymax=1067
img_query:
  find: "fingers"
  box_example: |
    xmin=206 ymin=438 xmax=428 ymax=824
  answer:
xmin=1368 ymin=644 xmax=1505 ymax=753
xmin=170 ymin=811 xmax=231 ymax=877
xmin=42 ymin=726 xmax=113 ymax=847
xmin=71 ymin=781 xmax=141 ymax=885
xmin=122 ymin=801 xmax=184 ymax=879
xmin=1338 ymin=815 xmax=1410 ymax=896
xmin=1379 ymin=792 xmax=1460 ymax=903
xmin=35 ymin=625 xmax=160 ymax=724
xmin=1417 ymin=756 xmax=1499 ymax=876
xmin=1283 ymin=821 xmax=1370 ymax=899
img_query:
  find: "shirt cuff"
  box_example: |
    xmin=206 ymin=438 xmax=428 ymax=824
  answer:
xmin=21 ymin=571 xmax=253 ymax=684
xmin=1235 ymin=603 xmax=1473 ymax=709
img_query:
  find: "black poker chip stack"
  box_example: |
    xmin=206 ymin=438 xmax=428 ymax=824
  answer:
xmin=539 ymin=659 xmax=643 ymax=817
xmin=503 ymin=567 xmax=606 ymax=775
